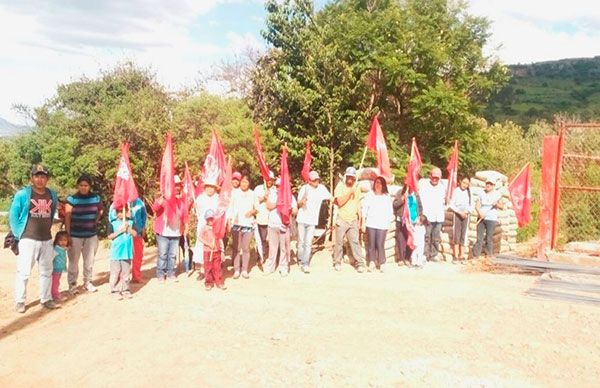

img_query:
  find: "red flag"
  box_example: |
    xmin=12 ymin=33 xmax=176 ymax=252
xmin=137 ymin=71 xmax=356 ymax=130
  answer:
xmin=509 ymin=163 xmax=532 ymax=227
xmin=113 ymin=142 xmax=139 ymax=209
xmin=405 ymin=137 xmax=422 ymax=193
xmin=160 ymin=133 xmax=177 ymax=222
xmin=181 ymin=162 xmax=195 ymax=225
xmin=366 ymin=116 xmax=392 ymax=180
xmin=301 ymin=140 xmax=312 ymax=183
xmin=203 ymin=129 xmax=227 ymax=187
xmin=276 ymin=147 xmax=293 ymax=226
xmin=213 ymin=159 xmax=233 ymax=239
xmin=445 ymin=140 xmax=459 ymax=203
xmin=253 ymin=125 xmax=271 ymax=182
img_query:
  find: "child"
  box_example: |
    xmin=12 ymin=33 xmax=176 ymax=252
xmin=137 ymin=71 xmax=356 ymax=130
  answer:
xmin=52 ymin=231 xmax=69 ymax=302
xmin=108 ymin=206 xmax=137 ymax=300
xmin=199 ymin=209 xmax=226 ymax=291
xmin=411 ymin=215 xmax=427 ymax=269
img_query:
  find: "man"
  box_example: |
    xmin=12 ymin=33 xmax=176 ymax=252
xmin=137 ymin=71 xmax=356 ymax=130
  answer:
xmin=473 ymin=179 xmax=505 ymax=259
xmin=228 ymin=171 xmax=242 ymax=260
xmin=254 ymin=171 xmax=276 ymax=262
xmin=152 ymin=175 xmax=188 ymax=282
xmin=332 ymin=167 xmax=366 ymax=272
xmin=194 ymin=177 xmax=219 ymax=268
xmin=264 ymin=177 xmax=297 ymax=276
xmin=296 ymin=170 xmax=331 ymax=273
xmin=109 ymin=197 xmax=147 ymax=282
xmin=9 ymin=165 xmax=59 ymax=313
xmin=418 ymin=167 xmax=446 ymax=262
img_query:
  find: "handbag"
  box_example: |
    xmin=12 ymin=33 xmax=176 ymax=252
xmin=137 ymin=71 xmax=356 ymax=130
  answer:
xmin=3 ymin=231 xmax=19 ymax=256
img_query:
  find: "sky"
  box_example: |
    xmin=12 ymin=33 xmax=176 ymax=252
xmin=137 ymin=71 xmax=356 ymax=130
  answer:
xmin=1 ymin=0 xmax=600 ymax=124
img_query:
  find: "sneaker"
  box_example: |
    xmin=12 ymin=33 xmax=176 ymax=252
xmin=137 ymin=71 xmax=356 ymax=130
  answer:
xmin=69 ymin=285 xmax=79 ymax=295
xmin=15 ymin=303 xmax=26 ymax=314
xmin=357 ymin=266 xmax=365 ymax=273
xmin=301 ymin=266 xmax=310 ymax=274
xmin=368 ymin=262 xmax=376 ymax=272
xmin=205 ymin=284 xmax=214 ymax=291
xmin=112 ymin=292 xmax=123 ymax=301
xmin=121 ymin=291 xmax=133 ymax=299
xmin=280 ymin=271 xmax=289 ymax=277
xmin=379 ymin=265 xmax=385 ymax=273
xmin=157 ymin=277 xmax=166 ymax=284
xmin=84 ymin=283 xmax=97 ymax=293
xmin=216 ymin=284 xmax=227 ymax=290
xmin=241 ymin=271 xmax=249 ymax=279
xmin=333 ymin=264 xmax=341 ymax=272
xmin=167 ymin=275 xmax=178 ymax=283
xmin=233 ymin=271 xmax=240 ymax=279
xmin=42 ymin=300 xmax=58 ymax=310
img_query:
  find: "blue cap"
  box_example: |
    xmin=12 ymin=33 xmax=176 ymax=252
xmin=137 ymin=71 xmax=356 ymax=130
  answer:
xmin=344 ymin=167 xmax=357 ymax=178
xmin=204 ymin=209 xmax=215 ymax=220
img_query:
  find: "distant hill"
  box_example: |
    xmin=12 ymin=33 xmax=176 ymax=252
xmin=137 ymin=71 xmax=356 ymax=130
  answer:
xmin=484 ymin=56 xmax=600 ymax=127
xmin=0 ymin=117 xmax=31 ymax=137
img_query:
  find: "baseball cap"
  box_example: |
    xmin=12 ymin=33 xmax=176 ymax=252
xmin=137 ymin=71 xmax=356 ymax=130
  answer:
xmin=308 ymin=170 xmax=320 ymax=181
xmin=344 ymin=167 xmax=357 ymax=178
xmin=268 ymin=171 xmax=275 ymax=180
xmin=485 ymin=178 xmax=496 ymax=184
xmin=31 ymin=164 xmax=49 ymax=176
xmin=232 ymin=171 xmax=242 ymax=181
xmin=430 ymin=167 xmax=442 ymax=179
xmin=204 ymin=209 xmax=215 ymax=220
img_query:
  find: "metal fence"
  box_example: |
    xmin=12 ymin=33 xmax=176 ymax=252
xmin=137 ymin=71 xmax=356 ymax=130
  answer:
xmin=556 ymin=122 xmax=600 ymax=246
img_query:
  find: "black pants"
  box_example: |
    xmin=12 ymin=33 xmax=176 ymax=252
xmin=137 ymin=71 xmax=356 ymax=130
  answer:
xmin=425 ymin=221 xmax=442 ymax=261
xmin=394 ymin=221 xmax=412 ymax=263
xmin=366 ymin=227 xmax=387 ymax=265
xmin=473 ymin=220 xmax=496 ymax=257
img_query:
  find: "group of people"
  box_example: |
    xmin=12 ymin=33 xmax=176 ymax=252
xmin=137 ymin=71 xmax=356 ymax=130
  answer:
xmin=8 ymin=162 xmax=505 ymax=313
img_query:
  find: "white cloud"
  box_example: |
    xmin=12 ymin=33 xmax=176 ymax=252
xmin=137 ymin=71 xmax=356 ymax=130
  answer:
xmin=0 ymin=0 xmax=263 ymax=124
xmin=468 ymin=0 xmax=600 ymax=64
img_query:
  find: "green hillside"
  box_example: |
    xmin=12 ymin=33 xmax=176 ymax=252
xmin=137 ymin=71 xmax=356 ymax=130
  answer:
xmin=484 ymin=56 xmax=600 ymax=126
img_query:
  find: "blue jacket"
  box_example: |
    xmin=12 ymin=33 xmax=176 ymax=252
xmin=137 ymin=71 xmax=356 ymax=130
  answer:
xmin=9 ymin=185 xmax=59 ymax=239
xmin=109 ymin=198 xmax=147 ymax=235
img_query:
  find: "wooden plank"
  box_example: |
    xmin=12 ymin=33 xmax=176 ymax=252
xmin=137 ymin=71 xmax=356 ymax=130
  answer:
xmin=493 ymin=254 xmax=600 ymax=275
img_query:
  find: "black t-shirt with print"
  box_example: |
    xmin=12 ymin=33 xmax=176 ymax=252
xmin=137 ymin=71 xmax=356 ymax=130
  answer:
xmin=21 ymin=189 xmax=53 ymax=241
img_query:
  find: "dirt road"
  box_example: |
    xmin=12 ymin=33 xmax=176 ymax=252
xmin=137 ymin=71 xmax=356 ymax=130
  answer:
xmin=1 ymin=239 xmax=599 ymax=387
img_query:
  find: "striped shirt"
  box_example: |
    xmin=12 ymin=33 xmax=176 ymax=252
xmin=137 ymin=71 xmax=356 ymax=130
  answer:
xmin=67 ymin=193 xmax=103 ymax=238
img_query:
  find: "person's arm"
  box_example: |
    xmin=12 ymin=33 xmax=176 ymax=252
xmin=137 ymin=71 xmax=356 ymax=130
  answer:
xmin=64 ymin=203 xmax=73 ymax=233
xmin=334 ymin=188 xmax=354 ymax=208
xmin=495 ymin=196 xmax=505 ymax=211
xmin=151 ymin=197 xmax=165 ymax=216
xmin=392 ymin=190 xmax=404 ymax=212
xmin=297 ymin=186 xmax=307 ymax=209
xmin=108 ymin=222 xmax=128 ymax=240
xmin=8 ymin=191 xmax=23 ymax=235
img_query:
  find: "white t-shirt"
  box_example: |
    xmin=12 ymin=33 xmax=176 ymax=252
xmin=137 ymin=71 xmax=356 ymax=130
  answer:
xmin=195 ymin=192 xmax=219 ymax=235
xmin=449 ymin=187 xmax=472 ymax=214
xmin=254 ymin=184 xmax=276 ymax=226
xmin=296 ymin=184 xmax=332 ymax=226
xmin=267 ymin=190 xmax=297 ymax=228
xmin=418 ymin=179 xmax=447 ymax=223
xmin=230 ymin=188 xmax=256 ymax=228
xmin=361 ymin=191 xmax=394 ymax=230
xmin=477 ymin=189 xmax=502 ymax=221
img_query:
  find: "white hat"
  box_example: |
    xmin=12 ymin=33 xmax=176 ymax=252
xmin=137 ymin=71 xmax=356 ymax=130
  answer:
xmin=174 ymin=175 xmax=182 ymax=184
xmin=204 ymin=177 xmax=218 ymax=187
xmin=308 ymin=170 xmax=320 ymax=181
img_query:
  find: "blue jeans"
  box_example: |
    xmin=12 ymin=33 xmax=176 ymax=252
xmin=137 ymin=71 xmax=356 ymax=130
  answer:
xmin=156 ymin=234 xmax=179 ymax=278
xmin=297 ymin=223 xmax=316 ymax=267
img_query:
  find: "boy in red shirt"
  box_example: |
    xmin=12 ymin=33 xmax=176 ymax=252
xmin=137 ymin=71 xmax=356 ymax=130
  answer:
xmin=200 ymin=210 xmax=226 ymax=291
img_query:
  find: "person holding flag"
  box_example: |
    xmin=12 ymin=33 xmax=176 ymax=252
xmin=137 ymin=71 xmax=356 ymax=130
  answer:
xmin=332 ymin=167 xmax=366 ymax=273
xmin=393 ymin=184 xmax=422 ymax=266
xmin=296 ymin=170 xmax=331 ymax=273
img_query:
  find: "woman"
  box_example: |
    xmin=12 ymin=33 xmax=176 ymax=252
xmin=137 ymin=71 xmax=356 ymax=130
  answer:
xmin=361 ymin=176 xmax=394 ymax=272
xmin=392 ymin=185 xmax=422 ymax=266
xmin=449 ymin=176 xmax=472 ymax=263
xmin=65 ymin=174 xmax=103 ymax=294
xmin=229 ymin=175 xmax=256 ymax=279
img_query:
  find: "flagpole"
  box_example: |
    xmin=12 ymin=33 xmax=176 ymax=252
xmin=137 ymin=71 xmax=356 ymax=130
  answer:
xmin=509 ymin=162 xmax=530 ymax=188
xmin=358 ymin=146 xmax=368 ymax=172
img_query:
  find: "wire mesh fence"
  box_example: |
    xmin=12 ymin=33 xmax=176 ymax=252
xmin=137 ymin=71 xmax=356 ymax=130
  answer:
xmin=558 ymin=123 xmax=600 ymax=246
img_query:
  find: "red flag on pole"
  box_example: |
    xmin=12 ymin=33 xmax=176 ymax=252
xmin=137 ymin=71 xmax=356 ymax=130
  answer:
xmin=159 ymin=133 xmax=177 ymax=222
xmin=445 ymin=140 xmax=459 ymax=203
xmin=366 ymin=116 xmax=392 ymax=180
xmin=277 ymin=146 xmax=293 ymax=226
xmin=509 ymin=163 xmax=533 ymax=227
xmin=113 ymin=142 xmax=139 ymax=209
xmin=203 ymin=129 xmax=227 ymax=187
xmin=253 ymin=125 xmax=271 ymax=182
xmin=301 ymin=140 xmax=312 ymax=183
xmin=405 ymin=137 xmax=422 ymax=193
xmin=213 ymin=158 xmax=233 ymax=239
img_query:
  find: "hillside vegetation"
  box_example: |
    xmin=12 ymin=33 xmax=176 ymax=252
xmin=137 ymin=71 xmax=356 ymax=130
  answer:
xmin=485 ymin=56 xmax=600 ymax=126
